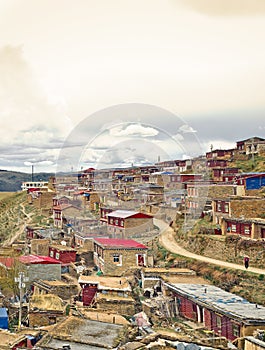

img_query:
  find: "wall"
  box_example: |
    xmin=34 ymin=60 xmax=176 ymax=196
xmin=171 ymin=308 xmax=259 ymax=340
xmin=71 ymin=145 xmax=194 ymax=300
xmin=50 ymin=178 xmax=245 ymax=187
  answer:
xmin=31 ymin=239 xmax=50 ymax=256
xmin=27 ymin=264 xmax=61 ymax=283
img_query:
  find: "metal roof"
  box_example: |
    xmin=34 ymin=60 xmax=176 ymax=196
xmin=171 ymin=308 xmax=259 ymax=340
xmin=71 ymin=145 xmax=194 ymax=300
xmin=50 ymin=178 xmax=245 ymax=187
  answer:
xmin=94 ymin=238 xmax=148 ymax=249
xmin=166 ymin=283 xmax=265 ymax=321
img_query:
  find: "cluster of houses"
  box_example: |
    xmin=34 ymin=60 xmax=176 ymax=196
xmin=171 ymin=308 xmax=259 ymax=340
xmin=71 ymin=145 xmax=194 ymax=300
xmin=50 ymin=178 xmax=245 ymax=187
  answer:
xmin=0 ymin=136 xmax=264 ymax=349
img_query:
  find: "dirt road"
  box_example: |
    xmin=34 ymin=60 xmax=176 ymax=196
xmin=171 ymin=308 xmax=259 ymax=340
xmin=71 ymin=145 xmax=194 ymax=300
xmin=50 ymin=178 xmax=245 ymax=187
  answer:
xmin=155 ymin=219 xmax=265 ymax=275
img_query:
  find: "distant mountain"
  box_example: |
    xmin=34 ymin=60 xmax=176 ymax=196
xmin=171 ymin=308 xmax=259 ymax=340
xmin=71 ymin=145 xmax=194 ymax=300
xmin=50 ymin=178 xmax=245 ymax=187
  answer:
xmin=0 ymin=170 xmax=55 ymax=192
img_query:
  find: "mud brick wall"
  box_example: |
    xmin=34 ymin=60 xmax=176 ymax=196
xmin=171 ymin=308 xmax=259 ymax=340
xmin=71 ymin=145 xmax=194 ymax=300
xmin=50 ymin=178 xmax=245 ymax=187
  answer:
xmin=31 ymin=239 xmax=50 ymax=256
xmin=231 ymin=199 xmax=265 ymax=218
xmin=97 ymin=299 xmax=135 ymax=315
xmin=34 ymin=192 xmax=55 ymax=210
xmin=29 ymin=311 xmax=64 ymax=327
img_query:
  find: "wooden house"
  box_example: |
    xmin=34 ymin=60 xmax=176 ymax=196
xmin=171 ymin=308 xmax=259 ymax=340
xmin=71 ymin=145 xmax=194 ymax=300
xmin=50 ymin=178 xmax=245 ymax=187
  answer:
xmin=93 ymin=238 xmax=148 ymax=276
xmin=163 ymin=283 xmax=265 ymax=342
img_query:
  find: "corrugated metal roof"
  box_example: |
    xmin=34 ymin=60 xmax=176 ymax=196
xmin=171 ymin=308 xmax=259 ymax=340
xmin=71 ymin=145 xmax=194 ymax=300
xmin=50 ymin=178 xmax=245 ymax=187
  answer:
xmin=94 ymin=238 xmax=148 ymax=249
xmin=107 ymin=210 xmax=138 ymax=218
xmin=167 ymin=283 xmax=265 ymax=321
xmin=19 ymin=255 xmax=61 ymax=265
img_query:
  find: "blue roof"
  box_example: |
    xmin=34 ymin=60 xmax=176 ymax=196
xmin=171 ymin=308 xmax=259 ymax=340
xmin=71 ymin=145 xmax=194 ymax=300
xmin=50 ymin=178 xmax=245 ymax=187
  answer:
xmin=0 ymin=308 xmax=8 ymax=318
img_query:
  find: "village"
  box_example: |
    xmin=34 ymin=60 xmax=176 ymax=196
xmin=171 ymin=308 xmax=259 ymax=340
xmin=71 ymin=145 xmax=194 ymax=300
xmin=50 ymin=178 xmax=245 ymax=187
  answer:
xmin=0 ymin=136 xmax=264 ymax=350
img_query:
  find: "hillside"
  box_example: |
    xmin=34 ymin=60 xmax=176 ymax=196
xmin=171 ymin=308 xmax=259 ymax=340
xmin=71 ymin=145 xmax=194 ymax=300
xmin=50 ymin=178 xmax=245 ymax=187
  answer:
xmin=0 ymin=170 xmax=55 ymax=192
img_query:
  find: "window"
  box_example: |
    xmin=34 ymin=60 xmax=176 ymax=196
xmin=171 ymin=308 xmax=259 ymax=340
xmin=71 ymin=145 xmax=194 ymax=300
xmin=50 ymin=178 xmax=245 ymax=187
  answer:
xmin=110 ymin=218 xmax=113 ymax=224
xmin=224 ymin=204 xmax=229 ymax=213
xmin=55 ymin=252 xmax=60 ymax=260
xmin=217 ymin=203 xmax=221 ymax=212
xmin=232 ymin=323 xmax=240 ymax=337
xmin=115 ymin=219 xmax=119 ymax=225
xmin=244 ymin=226 xmax=250 ymax=235
xmin=231 ymin=224 xmax=237 ymax=232
xmin=113 ymin=254 xmax=120 ymax=263
xmin=50 ymin=250 xmax=54 ymax=258
xmin=121 ymin=220 xmax=124 ymax=227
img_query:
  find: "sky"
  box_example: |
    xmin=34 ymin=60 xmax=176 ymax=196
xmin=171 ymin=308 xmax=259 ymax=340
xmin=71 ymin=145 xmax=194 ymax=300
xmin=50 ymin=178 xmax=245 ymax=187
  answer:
xmin=0 ymin=0 xmax=265 ymax=173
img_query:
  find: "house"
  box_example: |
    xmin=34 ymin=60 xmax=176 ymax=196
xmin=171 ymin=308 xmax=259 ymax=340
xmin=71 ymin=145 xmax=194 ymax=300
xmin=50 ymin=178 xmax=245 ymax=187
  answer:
xmin=19 ymin=255 xmax=62 ymax=283
xmin=49 ymin=244 xmax=77 ymax=264
xmin=206 ymin=149 xmax=234 ymax=160
xmin=53 ymin=202 xmax=81 ymax=228
xmin=221 ymin=217 xmax=265 ymax=239
xmin=33 ymin=279 xmax=79 ymax=300
xmin=212 ymin=167 xmax=240 ymax=183
xmin=0 ymin=330 xmax=27 ymax=349
xmin=212 ymin=196 xmax=265 ymax=225
xmin=163 ymin=283 xmax=265 ymax=342
xmin=236 ymin=137 xmax=265 ymax=155
xmin=28 ymin=294 xmax=65 ymax=327
xmin=206 ymin=159 xmax=229 ymax=168
xmin=186 ymin=183 xmax=240 ymax=216
xmin=36 ymin=315 xmax=125 ymax=350
xmin=93 ymin=238 xmax=148 ymax=276
xmin=236 ymin=173 xmax=265 ymax=191
xmin=78 ymin=275 xmax=134 ymax=314
xmin=21 ymin=181 xmax=49 ymax=191
xmin=106 ymin=210 xmax=153 ymax=238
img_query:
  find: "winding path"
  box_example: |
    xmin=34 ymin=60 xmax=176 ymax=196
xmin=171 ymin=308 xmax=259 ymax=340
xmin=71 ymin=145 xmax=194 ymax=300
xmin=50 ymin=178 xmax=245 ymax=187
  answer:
xmin=155 ymin=219 xmax=265 ymax=275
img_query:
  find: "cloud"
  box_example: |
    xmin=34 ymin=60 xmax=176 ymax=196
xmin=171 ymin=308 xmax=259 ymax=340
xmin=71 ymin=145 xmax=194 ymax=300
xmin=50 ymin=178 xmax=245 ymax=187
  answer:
xmin=178 ymin=124 xmax=197 ymax=134
xmin=108 ymin=123 xmax=159 ymax=137
xmin=0 ymin=45 xmax=71 ymax=171
xmin=177 ymin=0 xmax=265 ymax=17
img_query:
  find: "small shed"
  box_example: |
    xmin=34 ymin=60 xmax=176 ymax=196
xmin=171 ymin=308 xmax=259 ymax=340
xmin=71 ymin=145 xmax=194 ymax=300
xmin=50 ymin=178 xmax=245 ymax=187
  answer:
xmin=0 ymin=308 xmax=8 ymax=329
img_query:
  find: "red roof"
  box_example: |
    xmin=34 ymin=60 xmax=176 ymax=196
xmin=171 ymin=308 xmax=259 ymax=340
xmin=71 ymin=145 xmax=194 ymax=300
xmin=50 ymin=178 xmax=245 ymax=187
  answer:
xmin=53 ymin=203 xmax=73 ymax=211
xmin=94 ymin=238 xmax=148 ymax=250
xmin=0 ymin=257 xmax=15 ymax=268
xmin=19 ymin=255 xmax=61 ymax=265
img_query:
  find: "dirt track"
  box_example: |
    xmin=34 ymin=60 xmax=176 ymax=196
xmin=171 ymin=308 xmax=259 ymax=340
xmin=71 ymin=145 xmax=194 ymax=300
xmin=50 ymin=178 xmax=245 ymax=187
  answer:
xmin=155 ymin=219 xmax=265 ymax=275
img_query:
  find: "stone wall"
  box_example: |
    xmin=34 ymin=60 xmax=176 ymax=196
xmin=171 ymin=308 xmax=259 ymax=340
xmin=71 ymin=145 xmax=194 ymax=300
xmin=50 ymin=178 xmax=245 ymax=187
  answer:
xmin=102 ymin=248 xmax=147 ymax=276
xmin=26 ymin=264 xmax=61 ymax=283
xmin=97 ymin=299 xmax=135 ymax=315
xmin=31 ymin=239 xmax=50 ymax=256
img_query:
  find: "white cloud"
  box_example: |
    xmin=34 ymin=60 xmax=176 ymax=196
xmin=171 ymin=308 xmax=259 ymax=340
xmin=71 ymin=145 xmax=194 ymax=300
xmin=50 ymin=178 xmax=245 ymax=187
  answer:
xmin=178 ymin=124 xmax=197 ymax=134
xmin=109 ymin=123 xmax=159 ymax=137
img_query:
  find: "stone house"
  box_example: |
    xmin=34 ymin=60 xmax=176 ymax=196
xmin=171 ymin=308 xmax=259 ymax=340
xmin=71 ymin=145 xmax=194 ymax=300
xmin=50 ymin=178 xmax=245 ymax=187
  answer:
xmin=33 ymin=279 xmax=79 ymax=300
xmin=236 ymin=137 xmax=265 ymax=156
xmin=93 ymin=238 xmax=148 ymax=276
xmin=19 ymin=255 xmax=61 ymax=283
xmin=163 ymin=283 xmax=265 ymax=342
xmin=78 ymin=275 xmax=134 ymax=314
xmin=106 ymin=210 xmax=153 ymax=238
xmin=28 ymin=294 xmax=65 ymax=327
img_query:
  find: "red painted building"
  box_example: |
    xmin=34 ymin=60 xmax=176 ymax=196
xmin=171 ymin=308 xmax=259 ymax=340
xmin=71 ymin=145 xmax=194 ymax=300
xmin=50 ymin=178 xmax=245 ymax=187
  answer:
xmin=49 ymin=245 xmax=76 ymax=264
xmin=164 ymin=283 xmax=265 ymax=342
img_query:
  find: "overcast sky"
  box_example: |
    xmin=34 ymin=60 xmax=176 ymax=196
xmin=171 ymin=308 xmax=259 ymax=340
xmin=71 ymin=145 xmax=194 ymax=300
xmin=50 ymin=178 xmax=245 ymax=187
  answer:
xmin=0 ymin=0 xmax=265 ymax=173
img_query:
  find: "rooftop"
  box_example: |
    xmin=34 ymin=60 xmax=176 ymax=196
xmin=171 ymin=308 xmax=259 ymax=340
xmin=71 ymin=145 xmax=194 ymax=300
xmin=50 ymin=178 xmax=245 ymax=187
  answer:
xmin=94 ymin=238 xmax=148 ymax=250
xmin=166 ymin=283 xmax=265 ymax=321
xmin=78 ymin=275 xmax=131 ymax=291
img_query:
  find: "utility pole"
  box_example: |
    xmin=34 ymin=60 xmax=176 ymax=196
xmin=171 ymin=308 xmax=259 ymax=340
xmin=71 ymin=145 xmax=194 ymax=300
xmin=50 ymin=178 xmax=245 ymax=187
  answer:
xmin=14 ymin=272 xmax=29 ymax=330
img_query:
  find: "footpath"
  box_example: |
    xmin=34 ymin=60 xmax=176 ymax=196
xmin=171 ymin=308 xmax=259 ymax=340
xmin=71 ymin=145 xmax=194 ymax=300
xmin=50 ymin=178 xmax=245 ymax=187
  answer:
xmin=154 ymin=219 xmax=265 ymax=275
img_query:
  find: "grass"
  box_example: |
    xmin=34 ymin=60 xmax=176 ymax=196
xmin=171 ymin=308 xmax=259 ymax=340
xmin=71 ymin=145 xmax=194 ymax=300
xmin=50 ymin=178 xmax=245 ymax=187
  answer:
xmin=0 ymin=192 xmax=15 ymax=201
